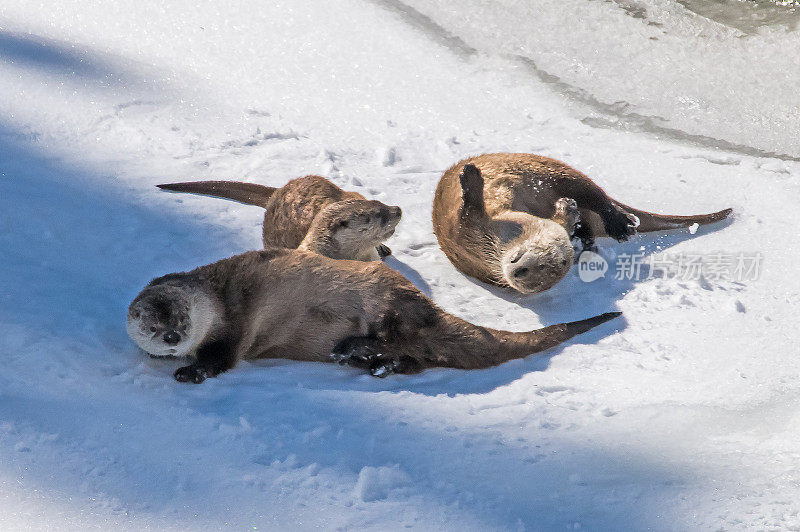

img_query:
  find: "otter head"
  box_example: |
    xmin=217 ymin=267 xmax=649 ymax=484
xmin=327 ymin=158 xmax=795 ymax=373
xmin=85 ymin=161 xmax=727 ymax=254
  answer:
xmin=498 ymin=217 xmax=574 ymax=294
xmin=304 ymin=199 xmax=402 ymax=259
xmin=127 ymin=284 xmax=197 ymax=358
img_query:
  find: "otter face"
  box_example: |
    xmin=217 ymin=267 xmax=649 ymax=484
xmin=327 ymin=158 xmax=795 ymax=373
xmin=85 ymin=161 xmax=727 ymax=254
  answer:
xmin=126 ymin=286 xmax=193 ymax=357
xmin=499 ymin=220 xmax=574 ymax=294
xmin=328 ymin=200 xmax=402 ymax=248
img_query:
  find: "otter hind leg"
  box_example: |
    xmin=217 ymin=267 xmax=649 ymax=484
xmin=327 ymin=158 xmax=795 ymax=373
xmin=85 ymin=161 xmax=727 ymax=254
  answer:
xmin=331 ymin=337 xmax=422 ymax=377
xmin=569 ymin=204 xmax=636 ymax=245
xmin=548 ymin=178 xmax=637 ymax=241
xmin=331 ymin=337 xmax=377 ymax=369
xmin=369 ymin=355 xmax=422 ymax=378
xmin=602 ymin=205 xmax=638 ymax=242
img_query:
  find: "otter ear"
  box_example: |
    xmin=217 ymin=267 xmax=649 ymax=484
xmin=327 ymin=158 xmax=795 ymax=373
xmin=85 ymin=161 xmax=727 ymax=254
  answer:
xmin=459 ymin=164 xmax=485 ymax=213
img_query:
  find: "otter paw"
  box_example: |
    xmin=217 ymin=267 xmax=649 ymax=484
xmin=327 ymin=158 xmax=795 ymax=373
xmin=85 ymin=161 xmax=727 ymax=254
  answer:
xmin=459 ymin=164 xmax=485 ymax=209
xmin=459 ymin=164 xmax=483 ymax=191
xmin=369 ymin=355 xmax=422 ymax=377
xmin=331 ymin=337 xmax=380 ymax=369
xmin=174 ymin=365 xmax=208 ymax=384
xmin=332 ymin=351 xmax=377 ymax=370
xmin=376 ymin=244 xmax=392 ymax=259
xmin=554 ymin=197 xmax=580 ymax=232
xmin=603 ymin=207 xmax=638 ymax=242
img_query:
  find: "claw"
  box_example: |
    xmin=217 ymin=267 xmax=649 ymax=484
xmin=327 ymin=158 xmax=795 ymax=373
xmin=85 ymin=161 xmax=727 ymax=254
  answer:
xmin=369 ymin=363 xmax=393 ymax=378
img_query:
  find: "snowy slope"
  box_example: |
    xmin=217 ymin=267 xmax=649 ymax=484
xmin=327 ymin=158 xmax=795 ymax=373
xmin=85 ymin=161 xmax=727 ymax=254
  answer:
xmin=1 ymin=0 xmax=799 ymax=529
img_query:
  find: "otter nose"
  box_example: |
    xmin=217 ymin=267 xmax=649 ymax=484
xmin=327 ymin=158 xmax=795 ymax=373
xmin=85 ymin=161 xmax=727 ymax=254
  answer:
xmin=380 ymin=206 xmax=402 ymax=224
xmin=512 ymin=266 xmax=530 ymax=279
xmin=163 ymin=331 xmax=181 ymax=345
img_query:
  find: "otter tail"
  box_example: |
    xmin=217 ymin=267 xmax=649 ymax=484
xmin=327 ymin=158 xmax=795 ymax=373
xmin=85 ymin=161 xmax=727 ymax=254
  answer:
xmin=617 ymin=202 xmax=733 ymax=233
xmin=157 ymin=181 xmax=277 ymax=208
xmin=428 ymin=311 xmax=621 ymax=370
xmin=487 ymin=311 xmax=622 ymax=364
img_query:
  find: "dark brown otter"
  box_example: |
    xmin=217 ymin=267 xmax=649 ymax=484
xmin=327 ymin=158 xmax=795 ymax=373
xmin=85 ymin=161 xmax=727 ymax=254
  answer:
xmin=432 ymin=153 xmax=733 ymax=294
xmin=157 ymin=175 xmax=401 ymax=261
xmin=126 ymin=248 xmax=621 ymax=382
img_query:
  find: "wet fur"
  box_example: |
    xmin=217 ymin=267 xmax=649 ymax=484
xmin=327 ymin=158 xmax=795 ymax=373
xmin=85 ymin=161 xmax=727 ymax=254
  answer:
xmin=127 ymin=249 xmax=621 ymax=382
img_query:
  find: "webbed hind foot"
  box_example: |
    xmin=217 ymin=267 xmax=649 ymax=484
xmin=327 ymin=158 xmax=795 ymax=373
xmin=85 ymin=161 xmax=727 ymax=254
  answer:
xmin=331 ymin=337 xmax=378 ymax=369
xmin=602 ymin=205 xmax=638 ymax=242
xmin=331 ymin=337 xmax=422 ymax=377
xmin=367 ymin=355 xmax=421 ymax=377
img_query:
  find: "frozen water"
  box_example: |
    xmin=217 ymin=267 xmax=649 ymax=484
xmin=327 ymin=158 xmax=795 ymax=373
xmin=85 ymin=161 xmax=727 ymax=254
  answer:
xmin=399 ymin=0 xmax=800 ymax=159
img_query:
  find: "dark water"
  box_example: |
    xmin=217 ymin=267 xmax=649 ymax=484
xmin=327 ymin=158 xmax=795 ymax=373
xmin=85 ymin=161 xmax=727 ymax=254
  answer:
xmin=679 ymin=0 xmax=800 ymax=32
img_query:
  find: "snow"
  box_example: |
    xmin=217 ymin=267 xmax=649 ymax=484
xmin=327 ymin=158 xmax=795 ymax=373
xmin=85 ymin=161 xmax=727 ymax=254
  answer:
xmin=354 ymin=465 xmax=412 ymax=502
xmin=397 ymin=0 xmax=800 ymax=159
xmin=1 ymin=0 xmax=799 ymax=529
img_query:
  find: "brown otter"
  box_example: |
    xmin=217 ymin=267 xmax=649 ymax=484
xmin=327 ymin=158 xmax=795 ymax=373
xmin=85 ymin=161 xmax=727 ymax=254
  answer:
xmin=126 ymin=248 xmax=621 ymax=382
xmin=157 ymin=175 xmax=401 ymax=261
xmin=432 ymin=153 xmax=733 ymax=294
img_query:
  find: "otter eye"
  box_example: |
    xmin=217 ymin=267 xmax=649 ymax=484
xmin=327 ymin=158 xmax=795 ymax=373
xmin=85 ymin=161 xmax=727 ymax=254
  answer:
xmin=339 ymin=220 xmax=349 ymax=228
xmin=149 ymin=326 xmax=157 ymax=333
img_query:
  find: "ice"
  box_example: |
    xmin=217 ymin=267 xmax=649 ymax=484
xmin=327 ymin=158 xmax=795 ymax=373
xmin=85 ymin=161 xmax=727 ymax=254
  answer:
xmin=399 ymin=0 xmax=800 ymax=159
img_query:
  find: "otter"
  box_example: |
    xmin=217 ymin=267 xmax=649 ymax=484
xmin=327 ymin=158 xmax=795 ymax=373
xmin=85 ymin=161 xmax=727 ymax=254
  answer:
xmin=157 ymin=175 xmax=401 ymax=261
xmin=127 ymin=248 xmax=621 ymax=382
xmin=432 ymin=153 xmax=733 ymax=294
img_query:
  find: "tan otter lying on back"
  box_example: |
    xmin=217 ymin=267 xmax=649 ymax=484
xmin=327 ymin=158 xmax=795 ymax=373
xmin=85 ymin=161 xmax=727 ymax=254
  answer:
xmin=158 ymin=175 xmax=401 ymax=261
xmin=433 ymin=153 xmax=733 ymax=294
xmin=127 ymin=248 xmax=621 ymax=382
